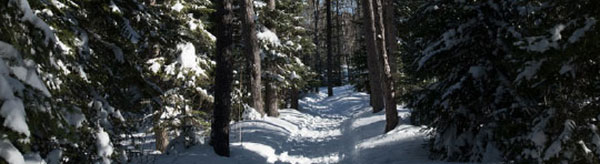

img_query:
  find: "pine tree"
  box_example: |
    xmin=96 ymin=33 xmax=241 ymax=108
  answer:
xmin=372 ymin=0 xmax=398 ymax=133
xmin=406 ymin=0 xmax=600 ymax=162
xmin=241 ymin=0 xmax=265 ymax=116
xmin=210 ymin=0 xmax=234 ymax=157
xmin=326 ymin=0 xmax=334 ymax=97
xmin=361 ymin=0 xmax=384 ymax=113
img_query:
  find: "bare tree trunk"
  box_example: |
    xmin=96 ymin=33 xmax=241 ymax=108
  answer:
xmin=384 ymin=1 xmax=398 ymax=74
xmin=336 ymin=0 xmax=343 ymax=85
xmin=265 ymin=75 xmax=280 ymax=117
xmin=314 ymin=0 xmax=321 ymax=93
xmin=326 ymin=0 xmax=334 ymax=96
xmin=154 ymin=106 xmax=168 ymax=153
xmin=242 ymin=0 xmax=264 ymax=115
xmin=264 ymin=0 xmax=279 ymax=117
xmin=360 ymin=0 xmax=384 ymax=113
xmin=291 ymin=86 xmax=299 ymax=110
xmin=373 ymin=0 xmax=398 ymax=133
xmin=210 ymin=0 xmax=234 ymax=157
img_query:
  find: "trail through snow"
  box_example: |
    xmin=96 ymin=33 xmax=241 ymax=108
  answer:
xmin=153 ymin=85 xmax=455 ymax=164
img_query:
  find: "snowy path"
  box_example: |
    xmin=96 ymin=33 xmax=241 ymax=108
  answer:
xmin=153 ymin=86 xmax=453 ymax=164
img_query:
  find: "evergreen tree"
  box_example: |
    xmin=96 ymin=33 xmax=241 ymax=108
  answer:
xmin=406 ymin=0 xmax=600 ymax=162
xmin=1 ymin=0 xmax=215 ymax=163
xmin=241 ymin=0 xmax=264 ymax=115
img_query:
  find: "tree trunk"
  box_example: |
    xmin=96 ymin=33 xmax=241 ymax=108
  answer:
xmin=291 ymin=87 xmax=299 ymax=110
xmin=326 ymin=0 xmax=334 ymax=96
xmin=263 ymin=0 xmax=279 ymax=117
xmin=360 ymin=0 xmax=384 ymax=113
xmin=384 ymin=1 xmax=398 ymax=74
xmin=210 ymin=0 xmax=234 ymax=157
xmin=314 ymin=0 xmax=321 ymax=93
xmin=373 ymin=0 xmax=398 ymax=133
xmin=265 ymin=75 xmax=280 ymax=117
xmin=336 ymin=0 xmax=343 ymax=86
xmin=154 ymin=106 xmax=168 ymax=153
xmin=242 ymin=0 xmax=264 ymax=115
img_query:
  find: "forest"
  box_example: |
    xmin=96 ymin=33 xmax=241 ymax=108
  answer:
xmin=0 ymin=0 xmax=599 ymax=163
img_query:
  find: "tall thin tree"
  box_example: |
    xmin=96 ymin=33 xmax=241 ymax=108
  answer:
xmin=384 ymin=1 xmax=398 ymax=74
xmin=326 ymin=0 xmax=334 ymax=96
xmin=314 ymin=0 xmax=321 ymax=92
xmin=242 ymin=0 xmax=264 ymax=115
xmin=360 ymin=0 xmax=384 ymax=113
xmin=210 ymin=0 xmax=235 ymax=156
xmin=336 ymin=0 xmax=343 ymax=85
xmin=264 ymin=0 xmax=280 ymax=117
xmin=373 ymin=0 xmax=398 ymax=132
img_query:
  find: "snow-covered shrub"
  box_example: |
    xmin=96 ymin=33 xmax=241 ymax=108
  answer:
xmin=405 ymin=0 xmax=600 ymax=163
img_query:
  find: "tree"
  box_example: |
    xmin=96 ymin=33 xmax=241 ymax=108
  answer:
xmin=326 ymin=0 xmax=334 ymax=96
xmin=372 ymin=0 xmax=398 ymax=132
xmin=210 ymin=0 xmax=235 ymax=157
xmin=406 ymin=0 xmax=600 ymax=162
xmin=313 ymin=0 xmax=321 ymax=93
xmin=242 ymin=0 xmax=265 ymax=115
xmin=360 ymin=0 xmax=384 ymax=113
xmin=384 ymin=1 xmax=398 ymax=74
xmin=264 ymin=0 xmax=280 ymax=117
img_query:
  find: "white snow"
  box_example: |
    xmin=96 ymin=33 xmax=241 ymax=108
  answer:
xmin=0 ymin=75 xmax=14 ymax=100
xmin=1 ymin=41 xmax=51 ymax=97
xmin=254 ymin=1 xmax=267 ymax=8
xmin=24 ymin=152 xmax=46 ymax=164
xmin=96 ymin=128 xmax=114 ymax=164
xmin=9 ymin=0 xmax=57 ymax=45
xmin=1 ymin=99 xmax=30 ymax=136
xmin=516 ymin=59 xmax=546 ymax=82
xmin=63 ymin=108 xmax=87 ymax=128
xmin=152 ymin=85 xmax=456 ymax=164
xmin=258 ymin=28 xmax=281 ymax=46
xmin=171 ymin=1 xmax=184 ymax=12
xmin=50 ymin=0 xmax=66 ymax=9
xmin=568 ymin=18 xmax=597 ymax=43
xmin=0 ymin=139 xmax=25 ymax=164
xmin=109 ymin=0 xmax=122 ymax=13
xmin=242 ymin=104 xmax=263 ymax=120
xmin=550 ymin=24 xmax=566 ymax=41
xmin=147 ymin=57 xmax=164 ymax=73
xmin=45 ymin=149 xmax=62 ymax=164
xmin=178 ymin=43 xmax=201 ymax=73
xmin=290 ymin=71 xmax=300 ymax=80
xmin=10 ymin=64 xmax=52 ymax=97
xmin=164 ymin=43 xmax=208 ymax=78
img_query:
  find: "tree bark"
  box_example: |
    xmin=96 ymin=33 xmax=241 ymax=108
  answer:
xmin=373 ymin=0 xmax=398 ymax=133
xmin=242 ymin=0 xmax=264 ymax=115
xmin=290 ymin=87 xmax=299 ymax=110
xmin=360 ymin=0 xmax=384 ymax=113
xmin=210 ymin=0 xmax=234 ymax=157
xmin=326 ymin=0 xmax=334 ymax=96
xmin=314 ymin=0 xmax=321 ymax=93
xmin=384 ymin=1 xmax=398 ymax=74
xmin=154 ymin=106 xmax=168 ymax=153
xmin=265 ymin=75 xmax=280 ymax=117
xmin=336 ymin=0 xmax=343 ymax=86
xmin=264 ymin=0 xmax=279 ymax=117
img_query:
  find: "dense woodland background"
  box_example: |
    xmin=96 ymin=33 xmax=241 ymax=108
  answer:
xmin=1 ymin=0 xmax=599 ymax=163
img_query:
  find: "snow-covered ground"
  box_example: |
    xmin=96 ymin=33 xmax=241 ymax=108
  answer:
xmin=151 ymin=85 xmax=456 ymax=164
